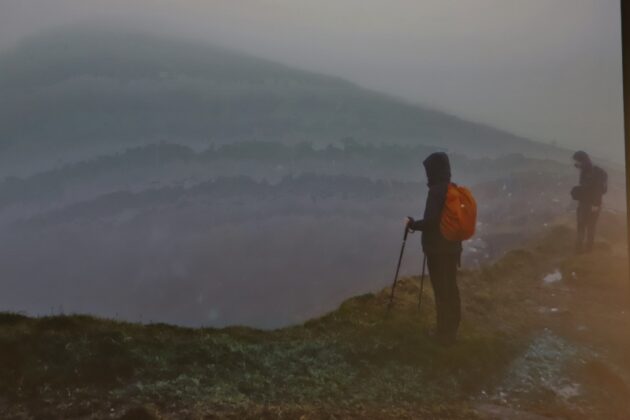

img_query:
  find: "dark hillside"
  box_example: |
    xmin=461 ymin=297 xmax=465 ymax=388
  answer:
xmin=0 ymin=24 xmax=564 ymax=175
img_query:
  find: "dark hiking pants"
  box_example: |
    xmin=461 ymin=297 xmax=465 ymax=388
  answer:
xmin=427 ymin=254 xmax=461 ymax=340
xmin=576 ymin=205 xmax=600 ymax=253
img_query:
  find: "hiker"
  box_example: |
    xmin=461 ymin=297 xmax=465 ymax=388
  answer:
xmin=405 ymin=152 xmax=463 ymax=345
xmin=571 ymin=151 xmax=607 ymax=254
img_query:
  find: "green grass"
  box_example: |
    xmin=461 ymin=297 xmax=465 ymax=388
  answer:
xmin=1 ymin=219 xmax=626 ymax=418
xmin=0 ymin=283 xmax=518 ymax=418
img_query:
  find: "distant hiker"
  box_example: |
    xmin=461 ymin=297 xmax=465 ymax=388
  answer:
xmin=405 ymin=152 xmax=475 ymax=345
xmin=571 ymin=151 xmax=607 ymax=254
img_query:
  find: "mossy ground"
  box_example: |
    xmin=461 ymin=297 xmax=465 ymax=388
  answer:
xmin=1 ymin=213 xmax=628 ymax=419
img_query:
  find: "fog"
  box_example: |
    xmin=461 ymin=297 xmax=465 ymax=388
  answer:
xmin=0 ymin=141 xmax=625 ymax=327
xmin=0 ymin=1 xmax=626 ymax=328
xmin=0 ymin=0 xmax=624 ymax=162
xmin=1 ymin=3 xmax=629 ymax=416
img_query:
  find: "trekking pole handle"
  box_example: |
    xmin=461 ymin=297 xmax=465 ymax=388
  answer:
xmin=405 ymin=216 xmax=415 ymax=237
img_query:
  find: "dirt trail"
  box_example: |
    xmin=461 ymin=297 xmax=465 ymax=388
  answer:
xmin=475 ymin=238 xmax=630 ymax=419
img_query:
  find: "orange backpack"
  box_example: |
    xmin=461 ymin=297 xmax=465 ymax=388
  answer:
xmin=440 ymin=183 xmax=477 ymax=241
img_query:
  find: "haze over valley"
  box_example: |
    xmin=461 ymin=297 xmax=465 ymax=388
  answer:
xmin=0 ymin=25 xmax=625 ymax=328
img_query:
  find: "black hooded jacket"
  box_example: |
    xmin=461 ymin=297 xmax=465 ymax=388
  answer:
xmin=571 ymin=151 xmax=607 ymax=207
xmin=409 ymin=152 xmax=463 ymax=255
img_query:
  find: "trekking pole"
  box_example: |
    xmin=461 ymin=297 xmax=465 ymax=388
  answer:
xmin=418 ymin=254 xmax=427 ymax=310
xmin=387 ymin=226 xmax=410 ymax=313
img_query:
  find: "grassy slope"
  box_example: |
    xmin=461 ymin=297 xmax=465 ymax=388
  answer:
xmin=0 ymin=213 xmax=628 ymax=419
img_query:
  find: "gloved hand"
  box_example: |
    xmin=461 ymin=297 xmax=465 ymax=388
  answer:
xmin=570 ymin=186 xmax=582 ymax=201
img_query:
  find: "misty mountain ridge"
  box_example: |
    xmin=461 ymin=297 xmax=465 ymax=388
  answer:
xmin=0 ymin=24 xmax=564 ymax=176
xmin=0 ymin=23 xmax=622 ymax=330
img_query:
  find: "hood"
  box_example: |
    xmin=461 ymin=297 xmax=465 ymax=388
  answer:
xmin=573 ymin=150 xmax=593 ymax=169
xmin=423 ymin=152 xmax=451 ymax=186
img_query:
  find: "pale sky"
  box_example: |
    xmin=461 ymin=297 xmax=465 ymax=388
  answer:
xmin=0 ymin=0 xmax=624 ymax=162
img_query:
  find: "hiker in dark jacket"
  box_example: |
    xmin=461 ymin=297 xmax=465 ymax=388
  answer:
xmin=405 ymin=152 xmax=462 ymax=345
xmin=571 ymin=151 xmax=607 ymax=253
